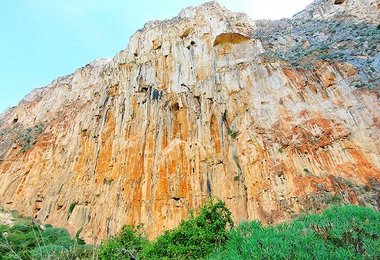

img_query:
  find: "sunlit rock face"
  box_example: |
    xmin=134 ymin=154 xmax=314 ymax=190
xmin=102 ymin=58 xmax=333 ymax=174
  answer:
xmin=294 ymin=0 xmax=380 ymax=24
xmin=0 ymin=1 xmax=379 ymax=243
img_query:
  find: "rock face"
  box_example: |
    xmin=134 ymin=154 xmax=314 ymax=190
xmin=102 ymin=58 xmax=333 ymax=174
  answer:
xmin=294 ymin=0 xmax=380 ymax=24
xmin=0 ymin=207 xmax=15 ymax=227
xmin=0 ymin=1 xmax=379 ymax=243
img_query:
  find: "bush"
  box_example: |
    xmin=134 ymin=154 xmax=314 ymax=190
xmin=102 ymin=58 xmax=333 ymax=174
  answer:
xmin=142 ymin=199 xmax=234 ymax=259
xmin=3 ymin=203 xmax=378 ymax=259
xmin=16 ymin=124 xmax=45 ymax=153
xmin=210 ymin=205 xmax=380 ymax=259
xmin=98 ymin=199 xmax=233 ymax=259
xmin=0 ymin=213 xmax=89 ymax=260
xmin=98 ymin=225 xmax=148 ymax=260
xmin=227 ymin=128 xmax=239 ymax=139
xmin=67 ymin=202 xmax=77 ymax=219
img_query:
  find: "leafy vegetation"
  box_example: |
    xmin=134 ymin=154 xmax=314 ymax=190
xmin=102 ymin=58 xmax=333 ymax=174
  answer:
xmin=1 ymin=203 xmax=379 ymax=259
xmin=99 ymin=199 xmax=233 ymax=259
xmin=17 ymin=124 xmax=45 ymax=152
xmin=210 ymin=205 xmax=380 ymax=259
xmin=67 ymin=202 xmax=77 ymax=220
xmin=227 ymin=127 xmax=239 ymax=139
xmin=94 ymin=203 xmax=380 ymax=259
xmin=98 ymin=225 xmax=148 ymax=260
xmin=0 ymin=210 xmax=92 ymax=259
xmin=142 ymin=199 xmax=233 ymax=259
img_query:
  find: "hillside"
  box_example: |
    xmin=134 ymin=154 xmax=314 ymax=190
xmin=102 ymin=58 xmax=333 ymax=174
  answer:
xmin=0 ymin=0 xmax=379 ymax=243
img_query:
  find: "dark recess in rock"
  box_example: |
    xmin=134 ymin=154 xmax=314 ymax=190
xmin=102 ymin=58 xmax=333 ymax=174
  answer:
xmin=334 ymin=0 xmax=346 ymax=4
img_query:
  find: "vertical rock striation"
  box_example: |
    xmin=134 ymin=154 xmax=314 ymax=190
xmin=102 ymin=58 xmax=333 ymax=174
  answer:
xmin=0 ymin=1 xmax=379 ymax=243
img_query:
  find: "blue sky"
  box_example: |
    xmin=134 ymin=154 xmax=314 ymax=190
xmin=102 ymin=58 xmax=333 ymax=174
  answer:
xmin=0 ymin=0 xmax=312 ymax=113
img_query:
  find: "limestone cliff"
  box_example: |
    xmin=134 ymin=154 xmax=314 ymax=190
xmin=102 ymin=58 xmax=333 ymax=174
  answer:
xmin=0 ymin=1 xmax=379 ymax=243
xmin=294 ymin=0 xmax=380 ymax=24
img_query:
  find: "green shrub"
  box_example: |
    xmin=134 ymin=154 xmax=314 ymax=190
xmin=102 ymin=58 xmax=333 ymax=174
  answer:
xmin=330 ymin=194 xmax=342 ymax=204
xmin=17 ymin=124 xmax=45 ymax=153
xmin=142 ymin=199 xmax=234 ymax=259
xmin=75 ymin=227 xmax=86 ymax=245
xmin=227 ymin=128 xmax=239 ymax=139
xmin=98 ymin=225 xmax=148 ymax=260
xmin=210 ymin=205 xmax=380 ymax=259
xmin=29 ymin=244 xmax=68 ymax=259
xmin=67 ymin=202 xmax=77 ymax=219
xmin=0 ymin=217 xmax=82 ymax=260
xmin=3 ymin=202 xmax=378 ymax=260
xmin=98 ymin=199 xmax=233 ymax=259
xmin=56 ymin=244 xmax=97 ymax=259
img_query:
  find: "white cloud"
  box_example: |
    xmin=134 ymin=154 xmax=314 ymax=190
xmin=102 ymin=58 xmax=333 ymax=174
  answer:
xmin=218 ymin=0 xmax=313 ymax=20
